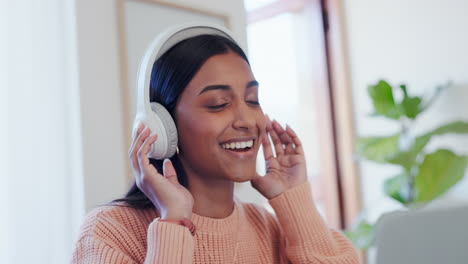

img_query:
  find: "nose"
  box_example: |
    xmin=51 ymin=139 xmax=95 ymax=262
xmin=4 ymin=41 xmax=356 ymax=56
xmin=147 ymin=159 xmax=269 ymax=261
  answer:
xmin=232 ymin=101 xmax=257 ymax=131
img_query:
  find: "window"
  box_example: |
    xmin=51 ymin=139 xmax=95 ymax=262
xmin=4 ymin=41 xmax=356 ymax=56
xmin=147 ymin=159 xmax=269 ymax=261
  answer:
xmin=238 ymin=0 xmax=359 ymax=229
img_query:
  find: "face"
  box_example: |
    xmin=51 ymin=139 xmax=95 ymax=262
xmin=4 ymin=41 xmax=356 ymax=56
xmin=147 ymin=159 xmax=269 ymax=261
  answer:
xmin=174 ymin=50 xmax=266 ymax=183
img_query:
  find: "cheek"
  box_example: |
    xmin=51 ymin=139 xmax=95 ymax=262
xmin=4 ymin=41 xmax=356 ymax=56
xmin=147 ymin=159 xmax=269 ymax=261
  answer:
xmin=177 ymin=113 xmax=223 ymax=151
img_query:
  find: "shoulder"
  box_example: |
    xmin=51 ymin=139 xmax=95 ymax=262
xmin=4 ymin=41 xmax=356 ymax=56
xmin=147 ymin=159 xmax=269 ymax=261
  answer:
xmin=237 ymin=200 xmax=280 ymax=232
xmin=241 ymin=201 xmax=273 ymax=219
xmin=77 ymin=202 xmax=158 ymax=241
xmin=73 ymin=204 xmax=158 ymax=263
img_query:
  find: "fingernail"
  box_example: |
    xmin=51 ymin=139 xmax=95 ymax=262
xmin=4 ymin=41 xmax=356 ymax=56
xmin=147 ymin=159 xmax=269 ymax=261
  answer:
xmin=138 ymin=123 xmax=145 ymax=132
xmin=163 ymin=158 xmax=171 ymax=168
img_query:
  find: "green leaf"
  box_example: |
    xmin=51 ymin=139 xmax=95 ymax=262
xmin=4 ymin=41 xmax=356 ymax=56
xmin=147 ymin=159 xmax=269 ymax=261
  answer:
xmin=387 ymin=121 xmax=468 ymax=170
xmin=368 ymin=80 xmax=401 ymax=119
xmin=344 ymin=220 xmax=375 ymax=249
xmin=400 ymin=96 xmax=422 ymax=119
xmin=427 ymin=121 xmax=468 ymax=136
xmin=383 ymin=173 xmax=410 ymax=205
xmin=387 ymin=134 xmax=431 ymax=171
xmin=356 ymin=134 xmax=399 ymax=163
xmin=398 ymin=84 xmax=422 ymax=119
xmin=414 ymin=149 xmax=468 ymax=203
xmin=399 ymin=84 xmax=408 ymax=97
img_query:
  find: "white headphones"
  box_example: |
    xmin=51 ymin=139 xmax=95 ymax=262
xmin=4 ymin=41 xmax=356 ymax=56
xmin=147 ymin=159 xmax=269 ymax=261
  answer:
xmin=133 ymin=22 xmax=238 ymax=159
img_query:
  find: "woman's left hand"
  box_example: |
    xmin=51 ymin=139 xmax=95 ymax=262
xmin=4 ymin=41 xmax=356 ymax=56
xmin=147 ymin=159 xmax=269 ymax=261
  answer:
xmin=251 ymin=116 xmax=308 ymax=200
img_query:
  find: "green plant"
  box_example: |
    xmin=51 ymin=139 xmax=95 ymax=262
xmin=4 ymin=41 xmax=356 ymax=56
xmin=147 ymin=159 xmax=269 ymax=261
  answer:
xmin=345 ymin=80 xmax=468 ymax=249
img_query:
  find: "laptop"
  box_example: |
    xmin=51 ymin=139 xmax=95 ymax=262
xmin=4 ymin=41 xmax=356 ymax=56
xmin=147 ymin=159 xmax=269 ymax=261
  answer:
xmin=375 ymin=204 xmax=468 ymax=264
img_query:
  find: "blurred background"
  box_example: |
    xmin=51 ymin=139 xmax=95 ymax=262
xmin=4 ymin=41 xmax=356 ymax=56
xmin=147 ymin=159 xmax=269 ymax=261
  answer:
xmin=2 ymin=0 xmax=468 ymax=263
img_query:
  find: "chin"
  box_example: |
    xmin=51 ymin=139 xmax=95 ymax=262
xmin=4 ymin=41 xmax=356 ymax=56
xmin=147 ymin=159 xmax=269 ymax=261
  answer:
xmin=227 ymin=168 xmax=257 ymax=183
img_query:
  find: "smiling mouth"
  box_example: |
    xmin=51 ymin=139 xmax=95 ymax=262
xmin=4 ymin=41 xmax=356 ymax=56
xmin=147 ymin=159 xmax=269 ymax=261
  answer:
xmin=220 ymin=139 xmax=254 ymax=152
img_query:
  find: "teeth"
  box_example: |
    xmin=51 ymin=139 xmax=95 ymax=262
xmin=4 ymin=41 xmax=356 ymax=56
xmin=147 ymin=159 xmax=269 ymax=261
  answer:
xmin=222 ymin=140 xmax=254 ymax=150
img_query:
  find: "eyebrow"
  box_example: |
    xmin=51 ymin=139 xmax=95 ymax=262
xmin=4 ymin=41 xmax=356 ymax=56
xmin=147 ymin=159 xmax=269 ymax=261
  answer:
xmin=198 ymin=80 xmax=259 ymax=95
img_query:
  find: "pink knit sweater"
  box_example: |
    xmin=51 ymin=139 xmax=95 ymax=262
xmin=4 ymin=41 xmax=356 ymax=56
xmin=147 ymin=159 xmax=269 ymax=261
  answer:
xmin=72 ymin=181 xmax=359 ymax=263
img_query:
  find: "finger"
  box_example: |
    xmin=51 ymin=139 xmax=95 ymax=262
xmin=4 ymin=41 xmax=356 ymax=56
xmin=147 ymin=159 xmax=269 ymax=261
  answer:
xmin=163 ymin=159 xmax=180 ymax=185
xmin=130 ymin=126 xmax=150 ymax=155
xmin=261 ymin=114 xmax=275 ymax=160
xmin=284 ymin=142 xmax=295 ymax=155
xmin=130 ymin=127 xmax=151 ymax=166
xmin=130 ymin=127 xmax=151 ymax=174
xmin=128 ymin=123 xmax=146 ymax=156
xmin=137 ymin=132 xmax=157 ymax=172
xmin=280 ymin=125 xmax=295 ymax=155
xmin=269 ymin=120 xmax=284 ymax=156
xmin=250 ymin=172 xmax=264 ymax=189
xmin=272 ymin=120 xmax=287 ymax=135
xmin=285 ymin=125 xmax=304 ymax=155
xmin=272 ymin=120 xmax=295 ymax=153
xmin=265 ymin=114 xmax=273 ymax=131
xmin=132 ymin=122 xmax=145 ymax=139
xmin=261 ymin=132 xmax=274 ymax=161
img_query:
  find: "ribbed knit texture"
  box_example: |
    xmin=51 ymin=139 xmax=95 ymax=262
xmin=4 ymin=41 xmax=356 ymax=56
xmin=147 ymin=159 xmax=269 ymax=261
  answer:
xmin=72 ymin=181 xmax=359 ymax=263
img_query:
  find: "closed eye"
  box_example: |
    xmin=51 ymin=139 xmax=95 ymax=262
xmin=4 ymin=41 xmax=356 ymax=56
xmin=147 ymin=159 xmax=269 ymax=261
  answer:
xmin=206 ymin=103 xmax=228 ymax=110
xmin=247 ymin=101 xmax=260 ymax=106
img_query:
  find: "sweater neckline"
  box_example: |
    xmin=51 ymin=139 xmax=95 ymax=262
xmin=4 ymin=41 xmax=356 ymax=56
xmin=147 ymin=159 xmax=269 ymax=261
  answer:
xmin=190 ymin=200 xmax=239 ymax=234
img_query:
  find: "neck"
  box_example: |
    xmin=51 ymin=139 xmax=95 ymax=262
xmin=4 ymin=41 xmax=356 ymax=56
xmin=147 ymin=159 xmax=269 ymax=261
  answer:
xmin=183 ymin=169 xmax=235 ymax=219
xmin=191 ymin=177 xmax=235 ymax=218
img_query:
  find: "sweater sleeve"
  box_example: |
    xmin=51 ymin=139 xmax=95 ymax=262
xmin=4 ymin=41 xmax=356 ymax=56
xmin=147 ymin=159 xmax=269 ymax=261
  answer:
xmin=268 ymin=181 xmax=359 ymax=264
xmin=72 ymin=215 xmax=194 ymax=264
xmin=145 ymin=219 xmax=195 ymax=263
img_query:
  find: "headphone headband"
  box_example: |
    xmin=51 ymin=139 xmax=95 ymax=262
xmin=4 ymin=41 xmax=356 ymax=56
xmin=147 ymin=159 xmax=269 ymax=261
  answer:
xmin=136 ymin=22 xmax=237 ymax=115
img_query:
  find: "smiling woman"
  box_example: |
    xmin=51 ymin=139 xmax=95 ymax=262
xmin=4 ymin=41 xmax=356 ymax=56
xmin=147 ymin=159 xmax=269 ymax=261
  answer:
xmin=71 ymin=24 xmax=359 ymax=264
xmin=175 ymin=50 xmax=265 ymax=187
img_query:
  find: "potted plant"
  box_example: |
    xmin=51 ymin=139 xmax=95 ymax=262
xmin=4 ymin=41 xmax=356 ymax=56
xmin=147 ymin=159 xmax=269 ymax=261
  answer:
xmin=345 ymin=80 xmax=468 ymax=249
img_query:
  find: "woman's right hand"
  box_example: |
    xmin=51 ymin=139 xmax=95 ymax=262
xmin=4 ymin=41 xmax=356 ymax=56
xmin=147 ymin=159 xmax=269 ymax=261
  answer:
xmin=128 ymin=123 xmax=194 ymax=221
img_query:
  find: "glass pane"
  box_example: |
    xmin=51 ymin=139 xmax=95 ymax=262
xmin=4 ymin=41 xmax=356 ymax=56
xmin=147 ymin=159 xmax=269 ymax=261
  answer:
xmin=246 ymin=12 xmax=326 ymax=218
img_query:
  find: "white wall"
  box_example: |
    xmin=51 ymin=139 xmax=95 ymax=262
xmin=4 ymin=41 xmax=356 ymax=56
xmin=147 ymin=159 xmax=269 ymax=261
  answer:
xmin=343 ymin=0 xmax=468 ymax=219
xmin=74 ymin=0 xmax=247 ymax=212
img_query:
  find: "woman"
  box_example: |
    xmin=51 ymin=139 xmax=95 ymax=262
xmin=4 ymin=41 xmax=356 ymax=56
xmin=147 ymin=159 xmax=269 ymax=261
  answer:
xmin=72 ymin=27 xmax=359 ymax=263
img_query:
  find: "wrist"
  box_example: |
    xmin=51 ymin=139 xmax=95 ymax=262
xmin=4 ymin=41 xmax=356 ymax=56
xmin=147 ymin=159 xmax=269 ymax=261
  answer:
xmin=158 ymin=217 xmax=196 ymax=235
xmin=161 ymin=210 xmax=192 ymax=221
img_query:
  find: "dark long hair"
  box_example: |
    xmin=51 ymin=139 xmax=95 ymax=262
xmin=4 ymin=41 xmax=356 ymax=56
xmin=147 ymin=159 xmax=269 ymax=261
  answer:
xmin=112 ymin=34 xmax=249 ymax=210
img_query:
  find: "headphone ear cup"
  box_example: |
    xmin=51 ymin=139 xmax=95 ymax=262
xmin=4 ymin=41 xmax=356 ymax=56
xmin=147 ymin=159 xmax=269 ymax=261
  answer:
xmin=147 ymin=102 xmax=178 ymax=159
